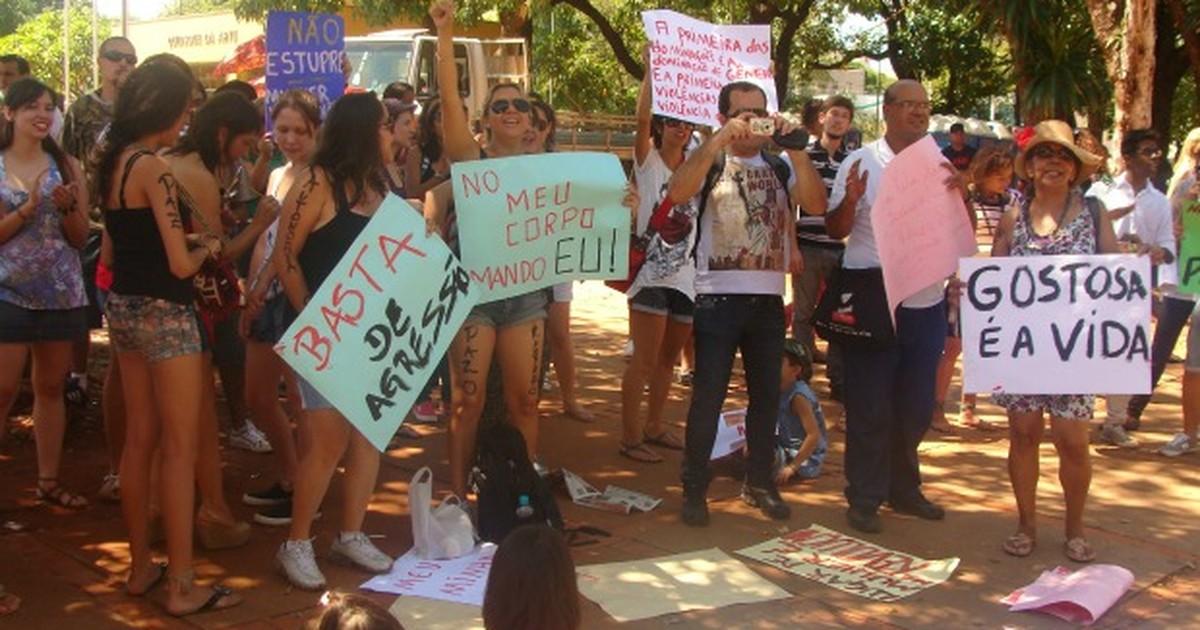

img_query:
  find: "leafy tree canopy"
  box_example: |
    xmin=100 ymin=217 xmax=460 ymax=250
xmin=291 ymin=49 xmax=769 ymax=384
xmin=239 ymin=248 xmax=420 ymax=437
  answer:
xmin=0 ymin=1 xmax=112 ymax=100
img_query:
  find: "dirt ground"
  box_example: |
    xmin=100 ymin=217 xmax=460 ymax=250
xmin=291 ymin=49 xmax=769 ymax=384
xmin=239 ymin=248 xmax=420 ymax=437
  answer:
xmin=0 ymin=281 xmax=1196 ymax=629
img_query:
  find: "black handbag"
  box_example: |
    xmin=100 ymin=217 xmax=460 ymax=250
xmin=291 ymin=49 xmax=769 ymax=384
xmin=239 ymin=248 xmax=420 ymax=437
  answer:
xmin=812 ymin=266 xmax=896 ymax=349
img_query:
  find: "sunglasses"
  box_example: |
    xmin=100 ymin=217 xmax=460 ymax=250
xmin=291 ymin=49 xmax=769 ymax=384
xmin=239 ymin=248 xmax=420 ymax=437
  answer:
xmin=663 ymin=119 xmax=693 ymax=128
xmin=101 ymin=50 xmax=137 ymax=65
xmin=1031 ymin=144 xmax=1074 ymax=161
xmin=490 ymin=98 xmax=531 ymax=115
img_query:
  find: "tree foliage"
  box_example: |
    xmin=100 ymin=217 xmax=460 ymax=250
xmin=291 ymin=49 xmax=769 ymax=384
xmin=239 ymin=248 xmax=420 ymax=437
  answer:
xmin=0 ymin=1 xmax=112 ymax=100
xmin=0 ymin=0 xmax=57 ymax=39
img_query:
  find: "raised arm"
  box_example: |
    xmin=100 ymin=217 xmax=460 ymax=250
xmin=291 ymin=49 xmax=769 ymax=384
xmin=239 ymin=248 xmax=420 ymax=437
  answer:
xmin=665 ymin=116 xmax=749 ymax=204
xmin=634 ymin=44 xmax=654 ymax=166
xmin=430 ymin=0 xmax=480 ymax=163
xmin=825 ymin=157 xmax=867 ymax=240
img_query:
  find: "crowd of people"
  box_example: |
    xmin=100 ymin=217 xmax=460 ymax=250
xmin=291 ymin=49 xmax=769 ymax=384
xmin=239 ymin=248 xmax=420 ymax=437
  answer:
xmin=2 ymin=0 xmax=1198 ymax=624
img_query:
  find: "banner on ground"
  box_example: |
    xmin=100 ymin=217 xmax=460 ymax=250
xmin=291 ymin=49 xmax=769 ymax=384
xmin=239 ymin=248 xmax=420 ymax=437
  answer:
xmin=363 ymin=544 xmax=495 ymax=606
xmin=959 ymin=254 xmax=1151 ymax=395
xmin=451 ymin=152 xmax=629 ymax=302
xmin=1176 ymin=198 xmax=1200 ymax=294
xmin=870 ymin=135 xmax=977 ymax=319
xmin=265 ymin=11 xmax=345 ymax=128
xmin=275 ymin=198 xmax=480 ymax=451
xmin=737 ymin=524 xmax=959 ymax=602
xmin=641 ymin=10 xmax=776 ymax=127
xmin=710 ymin=408 xmax=746 ymax=460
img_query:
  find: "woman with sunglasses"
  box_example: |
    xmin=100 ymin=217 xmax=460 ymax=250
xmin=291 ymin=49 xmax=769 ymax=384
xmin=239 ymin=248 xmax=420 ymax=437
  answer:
xmin=165 ymin=91 xmax=278 ymax=549
xmin=96 ymin=62 xmax=241 ymax=616
xmin=428 ymin=0 xmax=552 ymax=498
xmin=0 ymin=78 xmax=91 ymax=507
xmin=617 ymin=46 xmax=697 ymax=463
xmin=272 ymin=92 xmax=396 ymax=590
xmin=992 ymin=120 xmax=1118 ymax=564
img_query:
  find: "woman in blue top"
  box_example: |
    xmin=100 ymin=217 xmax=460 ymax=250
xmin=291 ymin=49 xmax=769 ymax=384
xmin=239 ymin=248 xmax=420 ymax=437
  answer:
xmin=0 ymin=78 xmax=90 ymax=508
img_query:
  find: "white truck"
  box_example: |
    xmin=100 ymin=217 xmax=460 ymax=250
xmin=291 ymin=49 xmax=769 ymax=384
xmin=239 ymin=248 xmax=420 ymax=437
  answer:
xmin=344 ymin=29 xmax=529 ymax=121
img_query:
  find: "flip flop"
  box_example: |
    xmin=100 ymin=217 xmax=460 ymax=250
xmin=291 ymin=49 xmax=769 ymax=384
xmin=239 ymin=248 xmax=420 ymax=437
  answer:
xmin=167 ymin=585 xmax=241 ymax=617
xmin=1002 ymin=531 xmax=1036 ymax=557
xmin=619 ymin=442 xmax=663 ymax=463
xmin=643 ymin=429 xmax=684 ymax=451
xmin=1064 ymin=537 xmax=1096 ymax=563
xmin=127 ymin=562 xmax=168 ymax=596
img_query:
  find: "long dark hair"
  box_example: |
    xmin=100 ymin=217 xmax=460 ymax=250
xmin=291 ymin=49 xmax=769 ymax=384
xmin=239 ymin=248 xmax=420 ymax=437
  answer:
xmin=482 ymin=525 xmax=581 ymax=630
xmin=170 ymin=91 xmax=261 ymax=172
xmin=95 ymin=63 xmax=193 ymax=204
xmin=1 ymin=78 xmax=72 ymax=185
xmin=312 ymin=92 xmax=387 ymax=208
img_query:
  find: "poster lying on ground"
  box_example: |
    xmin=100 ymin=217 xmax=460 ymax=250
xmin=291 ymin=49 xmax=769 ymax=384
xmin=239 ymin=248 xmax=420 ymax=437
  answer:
xmin=362 ymin=544 xmax=496 ymax=606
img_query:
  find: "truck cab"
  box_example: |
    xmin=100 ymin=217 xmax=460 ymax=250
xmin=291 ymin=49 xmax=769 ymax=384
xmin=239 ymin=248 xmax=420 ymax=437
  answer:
xmin=344 ymin=30 xmax=528 ymax=122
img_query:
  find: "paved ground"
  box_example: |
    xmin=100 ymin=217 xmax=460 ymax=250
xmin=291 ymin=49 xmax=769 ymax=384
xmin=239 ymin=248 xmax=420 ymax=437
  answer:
xmin=0 ymin=281 xmax=1197 ymax=629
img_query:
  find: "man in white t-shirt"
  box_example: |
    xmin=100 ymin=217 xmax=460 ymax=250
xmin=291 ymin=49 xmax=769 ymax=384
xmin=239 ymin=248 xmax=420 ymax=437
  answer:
xmin=826 ymin=79 xmax=952 ymax=534
xmin=666 ymin=81 xmax=826 ymax=527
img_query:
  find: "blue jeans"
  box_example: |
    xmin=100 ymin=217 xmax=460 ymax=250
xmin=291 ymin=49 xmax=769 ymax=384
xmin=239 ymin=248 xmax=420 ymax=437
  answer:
xmin=682 ymin=294 xmax=785 ymax=492
xmin=842 ymin=302 xmax=944 ymax=511
xmin=1127 ymin=295 xmax=1195 ymax=420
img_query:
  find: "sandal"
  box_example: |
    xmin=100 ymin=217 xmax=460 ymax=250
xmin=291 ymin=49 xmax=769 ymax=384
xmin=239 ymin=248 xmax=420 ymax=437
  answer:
xmin=127 ymin=562 xmax=168 ymax=596
xmin=36 ymin=478 xmax=88 ymax=508
xmin=565 ymin=405 xmax=596 ymax=423
xmin=1002 ymin=531 xmax=1036 ymax=557
xmin=643 ymin=429 xmax=684 ymax=451
xmin=165 ymin=572 xmax=242 ymax=617
xmin=1064 ymin=536 xmax=1096 ymax=563
xmin=619 ymin=441 xmax=663 ymax=463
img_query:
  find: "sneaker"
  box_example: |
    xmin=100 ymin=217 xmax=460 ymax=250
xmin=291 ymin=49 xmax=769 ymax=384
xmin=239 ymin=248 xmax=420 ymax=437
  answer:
xmin=242 ymin=482 xmax=291 ymax=507
xmin=64 ymin=376 xmax=87 ymax=409
xmin=1100 ymin=423 xmax=1139 ymax=449
xmin=228 ymin=421 xmax=273 ymax=453
xmin=411 ymin=400 xmax=439 ymax=424
xmin=681 ymin=494 xmax=710 ymax=527
xmin=330 ymin=531 xmax=393 ymax=574
xmin=741 ymin=485 xmax=791 ymax=521
xmin=846 ymin=505 xmax=882 ymax=534
xmin=1160 ymin=433 xmax=1196 ymax=457
xmin=888 ymin=494 xmax=945 ymax=520
xmin=276 ymin=539 xmax=326 ymax=590
xmin=97 ymin=472 xmax=120 ymax=503
xmin=254 ymin=501 xmax=321 ymax=527
xmin=677 ymin=370 xmax=694 ymax=387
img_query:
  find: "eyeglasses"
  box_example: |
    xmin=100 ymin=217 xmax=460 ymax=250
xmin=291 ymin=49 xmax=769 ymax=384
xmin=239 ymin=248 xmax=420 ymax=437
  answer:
xmin=663 ymin=119 xmax=693 ymax=128
xmin=1137 ymin=148 xmax=1163 ymax=158
xmin=489 ymin=98 xmax=531 ymax=115
xmin=101 ymin=50 xmax=137 ymax=65
xmin=892 ymin=100 xmax=931 ymax=112
xmin=1030 ymin=144 xmax=1074 ymax=161
xmin=730 ymin=107 xmax=767 ymax=118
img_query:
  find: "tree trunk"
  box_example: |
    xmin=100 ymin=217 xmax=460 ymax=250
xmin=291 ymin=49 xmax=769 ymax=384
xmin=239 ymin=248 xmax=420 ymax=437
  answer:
xmin=1086 ymin=0 xmax=1156 ymax=134
xmin=1165 ymin=0 xmax=1200 ymax=89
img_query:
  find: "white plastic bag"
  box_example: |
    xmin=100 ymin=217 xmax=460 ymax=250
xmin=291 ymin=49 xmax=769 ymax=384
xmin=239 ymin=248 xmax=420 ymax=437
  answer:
xmin=410 ymin=466 xmax=476 ymax=560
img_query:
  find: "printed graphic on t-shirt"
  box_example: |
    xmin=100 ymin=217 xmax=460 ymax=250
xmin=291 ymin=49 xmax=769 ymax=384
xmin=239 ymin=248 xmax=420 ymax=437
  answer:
xmin=707 ymin=162 xmax=788 ymax=272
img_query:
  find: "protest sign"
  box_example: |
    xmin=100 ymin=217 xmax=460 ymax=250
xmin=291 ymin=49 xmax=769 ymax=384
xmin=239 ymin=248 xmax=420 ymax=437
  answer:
xmin=710 ymin=408 xmax=747 ymax=460
xmin=959 ymin=254 xmax=1152 ymax=395
xmin=1002 ymin=564 xmax=1134 ymax=626
xmin=562 ymin=469 xmax=662 ymax=514
xmin=642 ymin=10 xmax=776 ymax=127
xmin=362 ymin=544 xmax=495 ymax=606
xmin=389 ymin=596 xmax=483 ymax=630
xmin=577 ymin=548 xmax=790 ymax=622
xmin=265 ymin=11 xmax=345 ymax=128
xmin=451 ymin=152 xmax=629 ymax=302
xmin=870 ymin=135 xmax=977 ymax=319
xmin=275 ymin=198 xmax=480 ymax=451
xmin=737 ymin=524 xmax=959 ymax=602
xmin=1176 ymin=198 xmax=1200 ymax=294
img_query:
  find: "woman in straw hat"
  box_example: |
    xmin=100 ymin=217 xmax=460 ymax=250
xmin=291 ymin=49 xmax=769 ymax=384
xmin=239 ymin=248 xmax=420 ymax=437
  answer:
xmin=990 ymin=120 xmax=1119 ymax=563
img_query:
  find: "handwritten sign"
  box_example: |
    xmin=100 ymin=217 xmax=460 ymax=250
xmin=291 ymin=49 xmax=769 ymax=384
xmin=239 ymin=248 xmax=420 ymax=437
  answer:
xmin=362 ymin=544 xmax=495 ymax=606
xmin=452 ymin=152 xmax=629 ymax=302
xmin=276 ymin=198 xmax=480 ymax=451
xmin=265 ymin=12 xmax=345 ymax=128
xmin=1176 ymin=198 xmax=1200 ymax=294
xmin=642 ymin=10 xmax=776 ymax=127
xmin=710 ymin=408 xmax=746 ymax=460
xmin=737 ymin=525 xmax=959 ymax=602
xmin=960 ymin=255 xmax=1151 ymax=395
xmin=871 ymin=135 xmax=978 ymax=318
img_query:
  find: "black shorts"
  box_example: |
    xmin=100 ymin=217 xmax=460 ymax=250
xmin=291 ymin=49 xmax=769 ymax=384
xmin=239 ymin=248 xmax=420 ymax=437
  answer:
xmin=0 ymin=300 xmax=89 ymax=343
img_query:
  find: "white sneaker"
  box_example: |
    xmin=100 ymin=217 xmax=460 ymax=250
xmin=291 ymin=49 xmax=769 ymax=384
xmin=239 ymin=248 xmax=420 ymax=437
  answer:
xmin=228 ymin=421 xmax=273 ymax=453
xmin=330 ymin=531 xmax=393 ymax=573
xmin=1160 ymin=433 xmax=1196 ymax=457
xmin=97 ymin=472 xmax=120 ymax=503
xmin=276 ymin=539 xmax=326 ymax=590
xmin=623 ymin=339 xmax=635 ymax=360
xmin=1100 ymin=423 xmax=1139 ymax=449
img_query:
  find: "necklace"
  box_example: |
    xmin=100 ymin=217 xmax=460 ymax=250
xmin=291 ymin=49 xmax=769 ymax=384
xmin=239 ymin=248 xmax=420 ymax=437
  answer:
xmin=1029 ymin=191 xmax=1073 ymax=241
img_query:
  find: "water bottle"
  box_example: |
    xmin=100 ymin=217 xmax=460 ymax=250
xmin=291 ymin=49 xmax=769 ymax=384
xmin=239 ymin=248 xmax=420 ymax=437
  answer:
xmin=515 ymin=494 xmax=534 ymax=519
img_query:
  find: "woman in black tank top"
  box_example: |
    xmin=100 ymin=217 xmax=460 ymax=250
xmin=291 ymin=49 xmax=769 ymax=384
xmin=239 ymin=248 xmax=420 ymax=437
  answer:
xmin=95 ymin=63 xmax=242 ymax=616
xmin=271 ymin=92 xmax=397 ymax=589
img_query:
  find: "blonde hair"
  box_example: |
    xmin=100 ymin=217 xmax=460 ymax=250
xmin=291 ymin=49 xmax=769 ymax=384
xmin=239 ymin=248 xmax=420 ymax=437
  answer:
xmin=1169 ymin=127 xmax=1200 ymax=198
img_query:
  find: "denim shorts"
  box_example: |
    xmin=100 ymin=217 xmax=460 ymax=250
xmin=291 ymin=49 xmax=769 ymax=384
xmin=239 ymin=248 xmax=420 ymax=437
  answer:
xmin=247 ymin=294 xmax=289 ymax=344
xmin=296 ymin=373 xmax=335 ymax=411
xmin=106 ymin=293 xmax=202 ymax=363
xmin=0 ymin=300 xmax=88 ymax=343
xmin=465 ymin=290 xmax=548 ymax=329
xmin=629 ymin=286 xmax=695 ymax=323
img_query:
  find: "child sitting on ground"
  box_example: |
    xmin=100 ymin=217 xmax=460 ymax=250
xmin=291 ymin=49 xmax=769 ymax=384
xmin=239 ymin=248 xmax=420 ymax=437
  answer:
xmin=776 ymin=339 xmax=828 ymax=484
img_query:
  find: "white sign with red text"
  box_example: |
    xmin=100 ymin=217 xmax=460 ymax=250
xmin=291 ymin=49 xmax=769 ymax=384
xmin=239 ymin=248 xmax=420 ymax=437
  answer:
xmin=362 ymin=544 xmax=495 ymax=606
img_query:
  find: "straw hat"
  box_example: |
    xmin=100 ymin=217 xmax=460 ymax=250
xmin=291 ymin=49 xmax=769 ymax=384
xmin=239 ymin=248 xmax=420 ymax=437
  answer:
xmin=1014 ymin=120 xmax=1102 ymax=186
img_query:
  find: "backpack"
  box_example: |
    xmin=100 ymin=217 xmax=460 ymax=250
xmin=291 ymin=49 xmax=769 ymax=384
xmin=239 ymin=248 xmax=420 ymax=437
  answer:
xmin=690 ymin=150 xmax=792 ymax=259
xmin=471 ymin=421 xmax=563 ymax=542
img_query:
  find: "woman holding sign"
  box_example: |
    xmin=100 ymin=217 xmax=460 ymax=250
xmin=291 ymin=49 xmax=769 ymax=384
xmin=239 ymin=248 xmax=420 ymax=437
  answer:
xmin=272 ymin=92 xmax=396 ymax=590
xmin=429 ymin=0 xmax=550 ymax=498
xmin=991 ymin=120 xmax=1118 ymax=563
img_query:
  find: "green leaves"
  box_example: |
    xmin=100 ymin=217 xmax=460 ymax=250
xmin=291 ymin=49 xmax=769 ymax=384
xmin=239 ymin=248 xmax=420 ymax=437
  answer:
xmin=0 ymin=1 xmax=111 ymax=100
